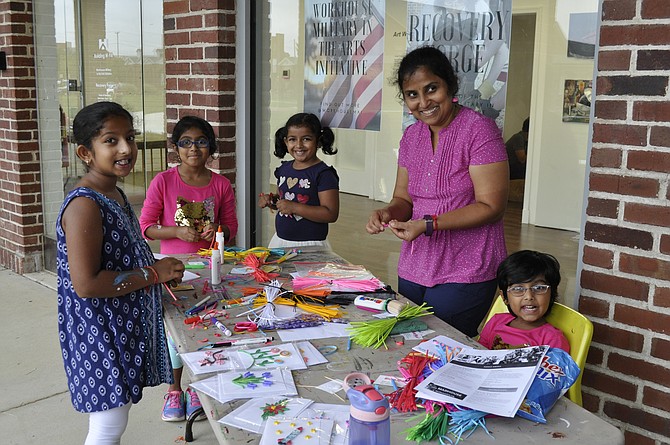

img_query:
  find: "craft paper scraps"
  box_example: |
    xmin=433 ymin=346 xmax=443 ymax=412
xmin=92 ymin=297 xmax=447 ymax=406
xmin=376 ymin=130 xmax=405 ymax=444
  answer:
xmin=291 ymin=262 xmax=385 ymax=292
xmin=218 ymin=397 xmax=313 ymax=434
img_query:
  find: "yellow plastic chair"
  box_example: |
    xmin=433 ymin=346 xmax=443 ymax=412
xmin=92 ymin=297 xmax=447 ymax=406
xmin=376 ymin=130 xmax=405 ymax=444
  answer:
xmin=482 ymin=295 xmax=593 ymax=406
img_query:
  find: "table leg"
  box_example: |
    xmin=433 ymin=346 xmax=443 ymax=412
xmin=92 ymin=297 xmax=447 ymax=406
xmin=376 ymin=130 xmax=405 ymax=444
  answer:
xmin=185 ymin=407 xmax=206 ymax=442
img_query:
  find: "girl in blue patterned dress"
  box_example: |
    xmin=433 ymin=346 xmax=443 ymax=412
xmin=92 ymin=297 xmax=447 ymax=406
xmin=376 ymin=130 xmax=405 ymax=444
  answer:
xmin=56 ymin=102 xmax=185 ymax=444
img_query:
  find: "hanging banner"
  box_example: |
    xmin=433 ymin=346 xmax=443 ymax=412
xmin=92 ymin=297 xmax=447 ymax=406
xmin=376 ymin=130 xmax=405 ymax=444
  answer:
xmin=304 ymin=0 xmax=385 ymax=131
xmin=406 ymin=0 xmax=512 ymax=129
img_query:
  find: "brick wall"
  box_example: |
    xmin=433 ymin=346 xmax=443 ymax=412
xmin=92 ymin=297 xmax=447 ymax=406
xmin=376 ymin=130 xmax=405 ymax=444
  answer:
xmin=0 ymin=1 xmax=43 ymax=274
xmin=580 ymin=0 xmax=670 ymax=443
xmin=163 ymin=0 xmax=237 ymax=187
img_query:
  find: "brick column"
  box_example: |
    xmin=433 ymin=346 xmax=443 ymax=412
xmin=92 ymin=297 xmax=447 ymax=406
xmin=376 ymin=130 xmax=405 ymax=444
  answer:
xmin=163 ymin=0 xmax=237 ymax=183
xmin=0 ymin=1 xmax=43 ymax=273
xmin=580 ymin=0 xmax=670 ymax=443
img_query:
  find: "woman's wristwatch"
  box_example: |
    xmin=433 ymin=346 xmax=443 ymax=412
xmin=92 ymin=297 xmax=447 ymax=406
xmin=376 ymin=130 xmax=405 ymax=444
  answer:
xmin=423 ymin=214 xmax=438 ymax=236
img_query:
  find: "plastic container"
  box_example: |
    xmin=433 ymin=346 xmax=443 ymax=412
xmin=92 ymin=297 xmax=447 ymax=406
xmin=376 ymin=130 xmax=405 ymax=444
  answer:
xmin=211 ymin=242 xmax=221 ymax=285
xmin=354 ymin=295 xmax=405 ymax=316
xmin=215 ymin=226 xmax=225 ymax=264
xmin=347 ymin=384 xmax=390 ymax=445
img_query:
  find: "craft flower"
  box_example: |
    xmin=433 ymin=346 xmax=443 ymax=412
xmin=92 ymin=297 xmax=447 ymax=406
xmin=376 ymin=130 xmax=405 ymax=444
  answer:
xmin=261 ymin=398 xmax=290 ymax=420
xmin=232 ymin=371 xmax=274 ymax=389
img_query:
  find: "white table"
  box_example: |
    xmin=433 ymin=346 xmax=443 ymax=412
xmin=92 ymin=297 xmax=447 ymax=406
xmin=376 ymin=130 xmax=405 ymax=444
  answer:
xmin=162 ymin=248 xmax=624 ymax=444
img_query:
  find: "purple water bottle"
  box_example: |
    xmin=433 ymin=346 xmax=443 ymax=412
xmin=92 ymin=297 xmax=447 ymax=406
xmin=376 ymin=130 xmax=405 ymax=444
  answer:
xmin=347 ymin=384 xmax=391 ymax=445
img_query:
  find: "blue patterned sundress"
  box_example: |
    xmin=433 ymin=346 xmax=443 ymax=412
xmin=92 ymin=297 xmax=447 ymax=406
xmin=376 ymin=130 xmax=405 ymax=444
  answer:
xmin=56 ymin=187 xmax=173 ymax=413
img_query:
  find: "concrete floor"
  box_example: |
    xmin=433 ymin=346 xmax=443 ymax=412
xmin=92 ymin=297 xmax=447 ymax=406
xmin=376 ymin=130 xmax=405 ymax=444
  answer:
xmin=0 ymin=268 xmax=217 ymax=445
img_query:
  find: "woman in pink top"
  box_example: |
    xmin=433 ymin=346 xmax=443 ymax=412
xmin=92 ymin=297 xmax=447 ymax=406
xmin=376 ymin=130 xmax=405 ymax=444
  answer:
xmin=479 ymin=250 xmax=570 ymax=352
xmin=366 ymin=46 xmax=509 ymax=337
xmin=140 ymin=116 xmax=238 ymax=422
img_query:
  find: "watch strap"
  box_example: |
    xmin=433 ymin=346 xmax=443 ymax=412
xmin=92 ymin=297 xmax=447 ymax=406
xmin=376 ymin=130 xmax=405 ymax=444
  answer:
xmin=423 ymin=214 xmax=434 ymax=236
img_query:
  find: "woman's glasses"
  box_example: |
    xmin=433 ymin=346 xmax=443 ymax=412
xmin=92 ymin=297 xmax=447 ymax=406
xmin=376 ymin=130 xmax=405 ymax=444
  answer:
xmin=506 ymin=284 xmax=551 ymax=297
xmin=177 ymin=138 xmax=209 ymax=148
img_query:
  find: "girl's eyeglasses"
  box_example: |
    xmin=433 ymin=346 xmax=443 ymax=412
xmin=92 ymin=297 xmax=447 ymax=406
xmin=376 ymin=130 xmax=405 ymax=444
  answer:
xmin=506 ymin=284 xmax=551 ymax=297
xmin=177 ymin=138 xmax=209 ymax=148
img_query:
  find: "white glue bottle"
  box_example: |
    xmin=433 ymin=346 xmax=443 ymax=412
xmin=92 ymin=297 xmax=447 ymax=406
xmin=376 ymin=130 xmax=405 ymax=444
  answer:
xmin=211 ymin=242 xmax=221 ymax=285
xmin=354 ymin=295 xmax=405 ymax=316
xmin=215 ymin=225 xmax=225 ymax=264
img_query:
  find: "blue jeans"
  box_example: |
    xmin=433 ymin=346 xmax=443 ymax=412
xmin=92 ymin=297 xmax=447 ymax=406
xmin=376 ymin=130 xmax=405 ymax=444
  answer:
xmin=398 ymin=277 xmax=498 ymax=337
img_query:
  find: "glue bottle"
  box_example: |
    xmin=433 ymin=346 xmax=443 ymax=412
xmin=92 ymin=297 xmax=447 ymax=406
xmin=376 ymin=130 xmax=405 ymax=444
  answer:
xmin=347 ymin=384 xmax=391 ymax=445
xmin=354 ymin=295 xmax=405 ymax=316
xmin=211 ymin=242 xmax=221 ymax=285
xmin=215 ymin=225 xmax=225 ymax=264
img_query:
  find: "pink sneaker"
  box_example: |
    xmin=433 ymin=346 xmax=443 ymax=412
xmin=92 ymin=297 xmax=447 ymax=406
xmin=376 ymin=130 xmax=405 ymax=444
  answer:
xmin=185 ymin=387 xmax=204 ymax=420
xmin=161 ymin=390 xmax=185 ymax=422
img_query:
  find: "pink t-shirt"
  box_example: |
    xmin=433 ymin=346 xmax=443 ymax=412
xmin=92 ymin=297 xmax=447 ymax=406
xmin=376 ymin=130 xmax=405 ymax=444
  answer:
xmin=397 ymin=107 xmax=508 ymax=286
xmin=140 ymin=167 xmax=238 ymax=254
xmin=479 ymin=313 xmax=570 ymax=353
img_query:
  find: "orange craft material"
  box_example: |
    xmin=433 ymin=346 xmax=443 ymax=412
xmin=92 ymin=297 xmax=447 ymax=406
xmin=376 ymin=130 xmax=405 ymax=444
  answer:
xmin=242 ymin=253 xmax=279 ymax=283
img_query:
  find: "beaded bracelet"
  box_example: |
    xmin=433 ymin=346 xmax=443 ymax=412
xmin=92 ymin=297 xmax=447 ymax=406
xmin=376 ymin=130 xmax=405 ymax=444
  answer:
xmin=145 ymin=265 xmax=159 ymax=285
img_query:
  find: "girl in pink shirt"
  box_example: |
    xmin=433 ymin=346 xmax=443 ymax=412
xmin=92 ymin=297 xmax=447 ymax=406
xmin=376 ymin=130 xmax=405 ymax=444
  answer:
xmin=479 ymin=250 xmax=570 ymax=353
xmin=140 ymin=116 xmax=238 ymax=422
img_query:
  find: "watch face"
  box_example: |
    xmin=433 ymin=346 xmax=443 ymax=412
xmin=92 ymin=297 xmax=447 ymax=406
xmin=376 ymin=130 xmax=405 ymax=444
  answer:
xmin=156 ymin=225 xmax=162 ymax=230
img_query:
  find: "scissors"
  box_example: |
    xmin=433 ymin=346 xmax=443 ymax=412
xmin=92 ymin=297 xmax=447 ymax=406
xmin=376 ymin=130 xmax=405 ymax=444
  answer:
xmin=234 ymin=321 xmax=258 ymax=333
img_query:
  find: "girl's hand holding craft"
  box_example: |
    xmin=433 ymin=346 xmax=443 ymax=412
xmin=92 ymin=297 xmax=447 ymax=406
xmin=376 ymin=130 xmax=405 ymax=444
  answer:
xmin=275 ymin=198 xmax=296 ymax=216
xmin=176 ymin=225 xmax=202 ymax=243
xmin=200 ymin=223 xmax=216 ymax=242
xmin=153 ymin=257 xmax=186 ymax=285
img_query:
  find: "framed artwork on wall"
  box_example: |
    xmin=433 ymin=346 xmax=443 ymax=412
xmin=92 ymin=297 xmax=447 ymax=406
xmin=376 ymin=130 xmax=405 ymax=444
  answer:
xmin=562 ymin=79 xmax=592 ymax=123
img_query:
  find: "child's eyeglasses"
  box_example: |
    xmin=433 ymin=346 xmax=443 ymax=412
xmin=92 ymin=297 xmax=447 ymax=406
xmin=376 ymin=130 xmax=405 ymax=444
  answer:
xmin=177 ymin=138 xmax=209 ymax=148
xmin=506 ymin=284 xmax=551 ymax=297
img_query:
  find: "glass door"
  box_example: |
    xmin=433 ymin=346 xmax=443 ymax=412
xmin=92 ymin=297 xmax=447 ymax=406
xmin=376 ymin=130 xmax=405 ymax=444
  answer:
xmin=40 ymin=0 xmax=166 ymax=272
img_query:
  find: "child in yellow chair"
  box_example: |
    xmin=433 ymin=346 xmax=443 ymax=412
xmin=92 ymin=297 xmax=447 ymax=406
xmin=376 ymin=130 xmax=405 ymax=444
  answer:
xmin=479 ymin=250 xmax=570 ymax=353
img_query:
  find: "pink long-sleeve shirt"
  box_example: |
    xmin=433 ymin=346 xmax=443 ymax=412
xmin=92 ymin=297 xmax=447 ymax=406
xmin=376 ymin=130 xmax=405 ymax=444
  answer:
xmin=140 ymin=167 xmax=238 ymax=254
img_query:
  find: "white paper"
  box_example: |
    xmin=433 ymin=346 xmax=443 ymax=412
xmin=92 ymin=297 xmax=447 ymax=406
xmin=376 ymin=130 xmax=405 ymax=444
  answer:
xmin=153 ymin=254 xmax=198 ymax=281
xmin=278 ymin=322 xmax=351 ymax=342
xmin=259 ymin=417 xmax=334 ymax=445
xmin=218 ymin=397 xmax=313 ymax=434
xmin=300 ymin=403 xmax=350 ymax=445
xmin=189 ymin=367 xmax=297 ymax=404
xmin=180 ymin=348 xmax=254 ymax=375
xmin=415 ymin=345 xmax=548 ymax=417
xmin=411 ymin=334 xmax=469 ymax=361
xmin=295 ymin=340 xmax=328 ymax=366
xmin=240 ymin=342 xmax=308 ymax=371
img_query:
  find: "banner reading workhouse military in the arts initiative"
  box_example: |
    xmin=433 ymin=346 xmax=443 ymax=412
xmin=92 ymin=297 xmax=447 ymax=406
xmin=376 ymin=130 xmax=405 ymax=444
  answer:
xmin=304 ymin=0 xmax=385 ymax=131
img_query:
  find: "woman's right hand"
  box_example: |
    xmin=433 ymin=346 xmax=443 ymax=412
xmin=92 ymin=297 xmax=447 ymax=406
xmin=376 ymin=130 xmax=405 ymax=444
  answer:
xmin=366 ymin=209 xmax=390 ymax=234
xmin=152 ymin=257 xmax=185 ymax=285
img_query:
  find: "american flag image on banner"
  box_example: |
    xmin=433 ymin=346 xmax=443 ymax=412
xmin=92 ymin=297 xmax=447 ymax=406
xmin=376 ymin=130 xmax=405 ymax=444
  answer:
xmin=307 ymin=0 xmax=385 ymax=131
